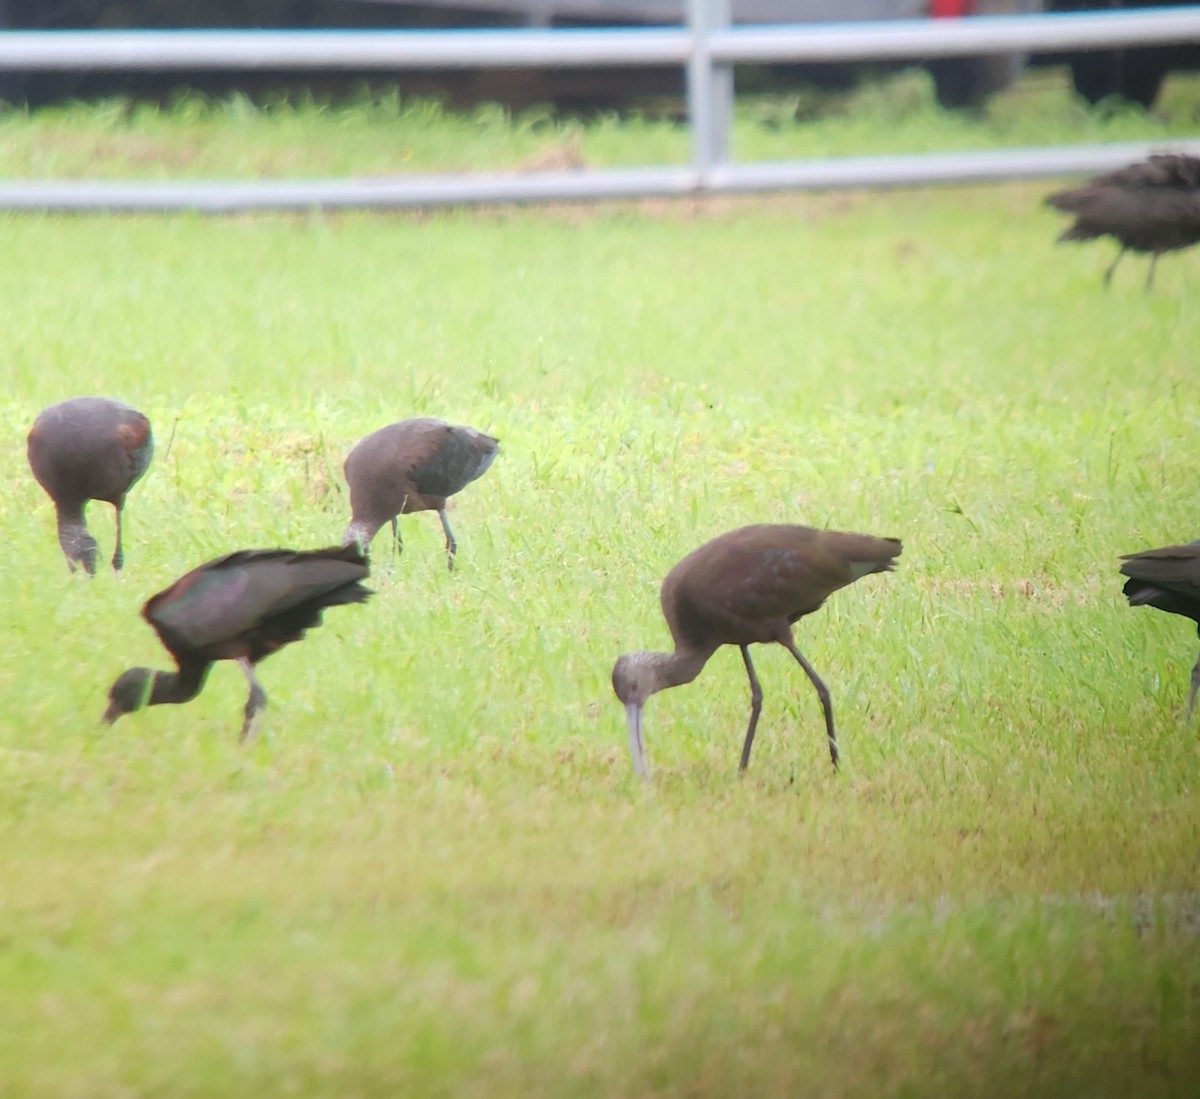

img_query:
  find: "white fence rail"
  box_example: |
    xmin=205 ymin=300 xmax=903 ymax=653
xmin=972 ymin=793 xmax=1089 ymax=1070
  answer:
xmin=4 ymin=8 xmax=1200 ymax=69
xmin=0 ymin=2 xmax=1199 ymax=212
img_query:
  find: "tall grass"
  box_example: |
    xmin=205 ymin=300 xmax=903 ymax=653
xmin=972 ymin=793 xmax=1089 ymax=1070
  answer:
xmin=0 ymin=66 xmax=1198 ymax=179
xmin=0 ymin=94 xmax=1198 ymax=1096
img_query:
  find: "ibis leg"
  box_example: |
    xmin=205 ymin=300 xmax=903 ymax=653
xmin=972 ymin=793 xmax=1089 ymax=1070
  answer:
xmin=738 ymin=645 xmax=764 ymax=773
xmin=1188 ymin=647 xmax=1200 ymax=721
xmin=1145 ymin=253 xmax=1160 ymax=294
xmin=438 ymin=509 xmax=458 ymax=571
xmin=390 ymin=517 xmax=403 ymax=559
xmin=111 ymin=501 xmax=125 ymax=572
xmin=237 ymin=657 xmax=268 ymax=744
xmin=1103 ymin=246 xmax=1126 ymax=288
xmin=782 ymin=641 xmax=839 ymax=770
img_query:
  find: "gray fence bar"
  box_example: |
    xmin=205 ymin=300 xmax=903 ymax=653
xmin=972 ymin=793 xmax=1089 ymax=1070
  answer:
xmin=0 ymin=28 xmax=690 ymax=71
xmin=712 ymin=8 xmax=1200 ymax=63
xmin=2 ymin=141 xmax=1197 ymax=213
xmin=713 ymin=139 xmax=1200 ymax=191
xmin=0 ymin=28 xmax=689 ymax=71
xmin=1 ymin=7 xmax=1200 ymax=70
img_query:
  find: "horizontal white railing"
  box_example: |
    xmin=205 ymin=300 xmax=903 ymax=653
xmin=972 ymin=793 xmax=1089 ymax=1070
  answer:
xmin=712 ymin=8 xmax=1200 ymax=62
xmin=2 ymin=8 xmax=1200 ymax=69
xmin=0 ymin=3 xmax=1198 ymax=212
xmin=1 ymin=140 xmax=1198 ymax=213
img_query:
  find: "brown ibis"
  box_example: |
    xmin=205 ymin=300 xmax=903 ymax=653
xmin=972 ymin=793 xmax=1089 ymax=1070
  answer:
xmin=1045 ymin=153 xmax=1200 ymax=291
xmin=27 ymin=396 xmax=154 ymax=575
xmin=1119 ymin=539 xmax=1200 ymax=718
xmin=342 ymin=418 xmax=499 ymax=570
xmin=102 ymin=544 xmax=372 ymax=742
xmin=611 ymin=523 xmax=902 ymax=778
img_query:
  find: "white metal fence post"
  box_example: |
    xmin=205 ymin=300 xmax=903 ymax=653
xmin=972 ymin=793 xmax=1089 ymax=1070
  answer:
xmin=687 ymin=0 xmax=733 ymax=189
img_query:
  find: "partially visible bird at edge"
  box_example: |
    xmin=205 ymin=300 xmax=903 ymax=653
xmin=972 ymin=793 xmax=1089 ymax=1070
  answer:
xmin=611 ymin=524 xmax=902 ymax=778
xmin=1119 ymin=538 xmax=1200 ymax=718
xmin=1044 ymin=152 xmax=1200 ymax=291
xmin=27 ymin=396 xmax=154 ymax=575
xmin=103 ymin=544 xmax=373 ymax=742
xmin=342 ymin=418 xmax=499 ymax=571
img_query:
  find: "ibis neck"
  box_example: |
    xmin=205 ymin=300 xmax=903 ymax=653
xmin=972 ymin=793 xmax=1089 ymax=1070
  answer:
xmin=654 ymin=645 xmax=713 ymax=691
xmin=342 ymin=519 xmax=378 ymax=550
xmin=55 ymin=506 xmax=97 ymax=574
xmin=150 ymin=663 xmax=210 ymax=706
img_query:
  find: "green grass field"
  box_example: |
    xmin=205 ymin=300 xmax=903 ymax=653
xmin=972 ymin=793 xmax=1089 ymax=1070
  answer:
xmin=1 ymin=65 xmax=1199 ymax=178
xmin=1 ymin=74 xmax=1199 ymax=1097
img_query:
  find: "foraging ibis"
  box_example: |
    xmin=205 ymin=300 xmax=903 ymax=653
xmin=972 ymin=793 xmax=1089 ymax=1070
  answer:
xmin=1045 ymin=153 xmax=1200 ymax=291
xmin=611 ymin=524 xmax=902 ymax=777
xmin=342 ymin=418 xmax=499 ymax=570
xmin=103 ymin=544 xmax=372 ymax=742
xmin=1119 ymin=539 xmax=1200 ymax=717
xmin=27 ymin=397 xmax=154 ymax=575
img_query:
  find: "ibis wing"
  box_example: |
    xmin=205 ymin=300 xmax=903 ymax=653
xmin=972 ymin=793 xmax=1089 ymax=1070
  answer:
xmin=715 ymin=544 xmax=851 ymax=623
xmin=1059 ymin=155 xmax=1200 ymax=194
xmin=1047 ymin=155 xmax=1200 ymax=249
xmin=144 ymin=547 xmax=369 ymax=650
xmin=664 ymin=525 xmax=899 ymax=647
xmin=411 ymin=426 xmax=499 ymax=498
xmin=1119 ymin=541 xmax=1200 ymax=598
xmin=116 ymin=412 xmax=154 ymax=488
xmin=1107 ymin=154 xmax=1200 ymax=189
xmin=1071 ymin=188 xmax=1199 ymax=245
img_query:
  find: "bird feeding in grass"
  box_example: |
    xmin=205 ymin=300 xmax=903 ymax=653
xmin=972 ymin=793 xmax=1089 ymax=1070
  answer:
xmin=1119 ymin=539 xmax=1200 ymax=718
xmin=103 ymin=544 xmax=372 ymax=742
xmin=27 ymin=396 xmax=154 ymax=575
xmin=611 ymin=524 xmax=902 ymax=778
xmin=342 ymin=418 xmax=499 ymax=570
xmin=1044 ymin=153 xmax=1200 ymax=291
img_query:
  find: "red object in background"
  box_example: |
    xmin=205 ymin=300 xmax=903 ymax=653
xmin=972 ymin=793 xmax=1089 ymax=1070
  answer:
xmin=931 ymin=0 xmax=971 ymax=16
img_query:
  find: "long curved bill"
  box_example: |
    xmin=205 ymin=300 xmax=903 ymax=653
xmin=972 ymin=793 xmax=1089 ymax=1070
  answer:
xmin=625 ymin=701 xmax=648 ymax=779
xmin=101 ymin=701 xmax=122 ymax=725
